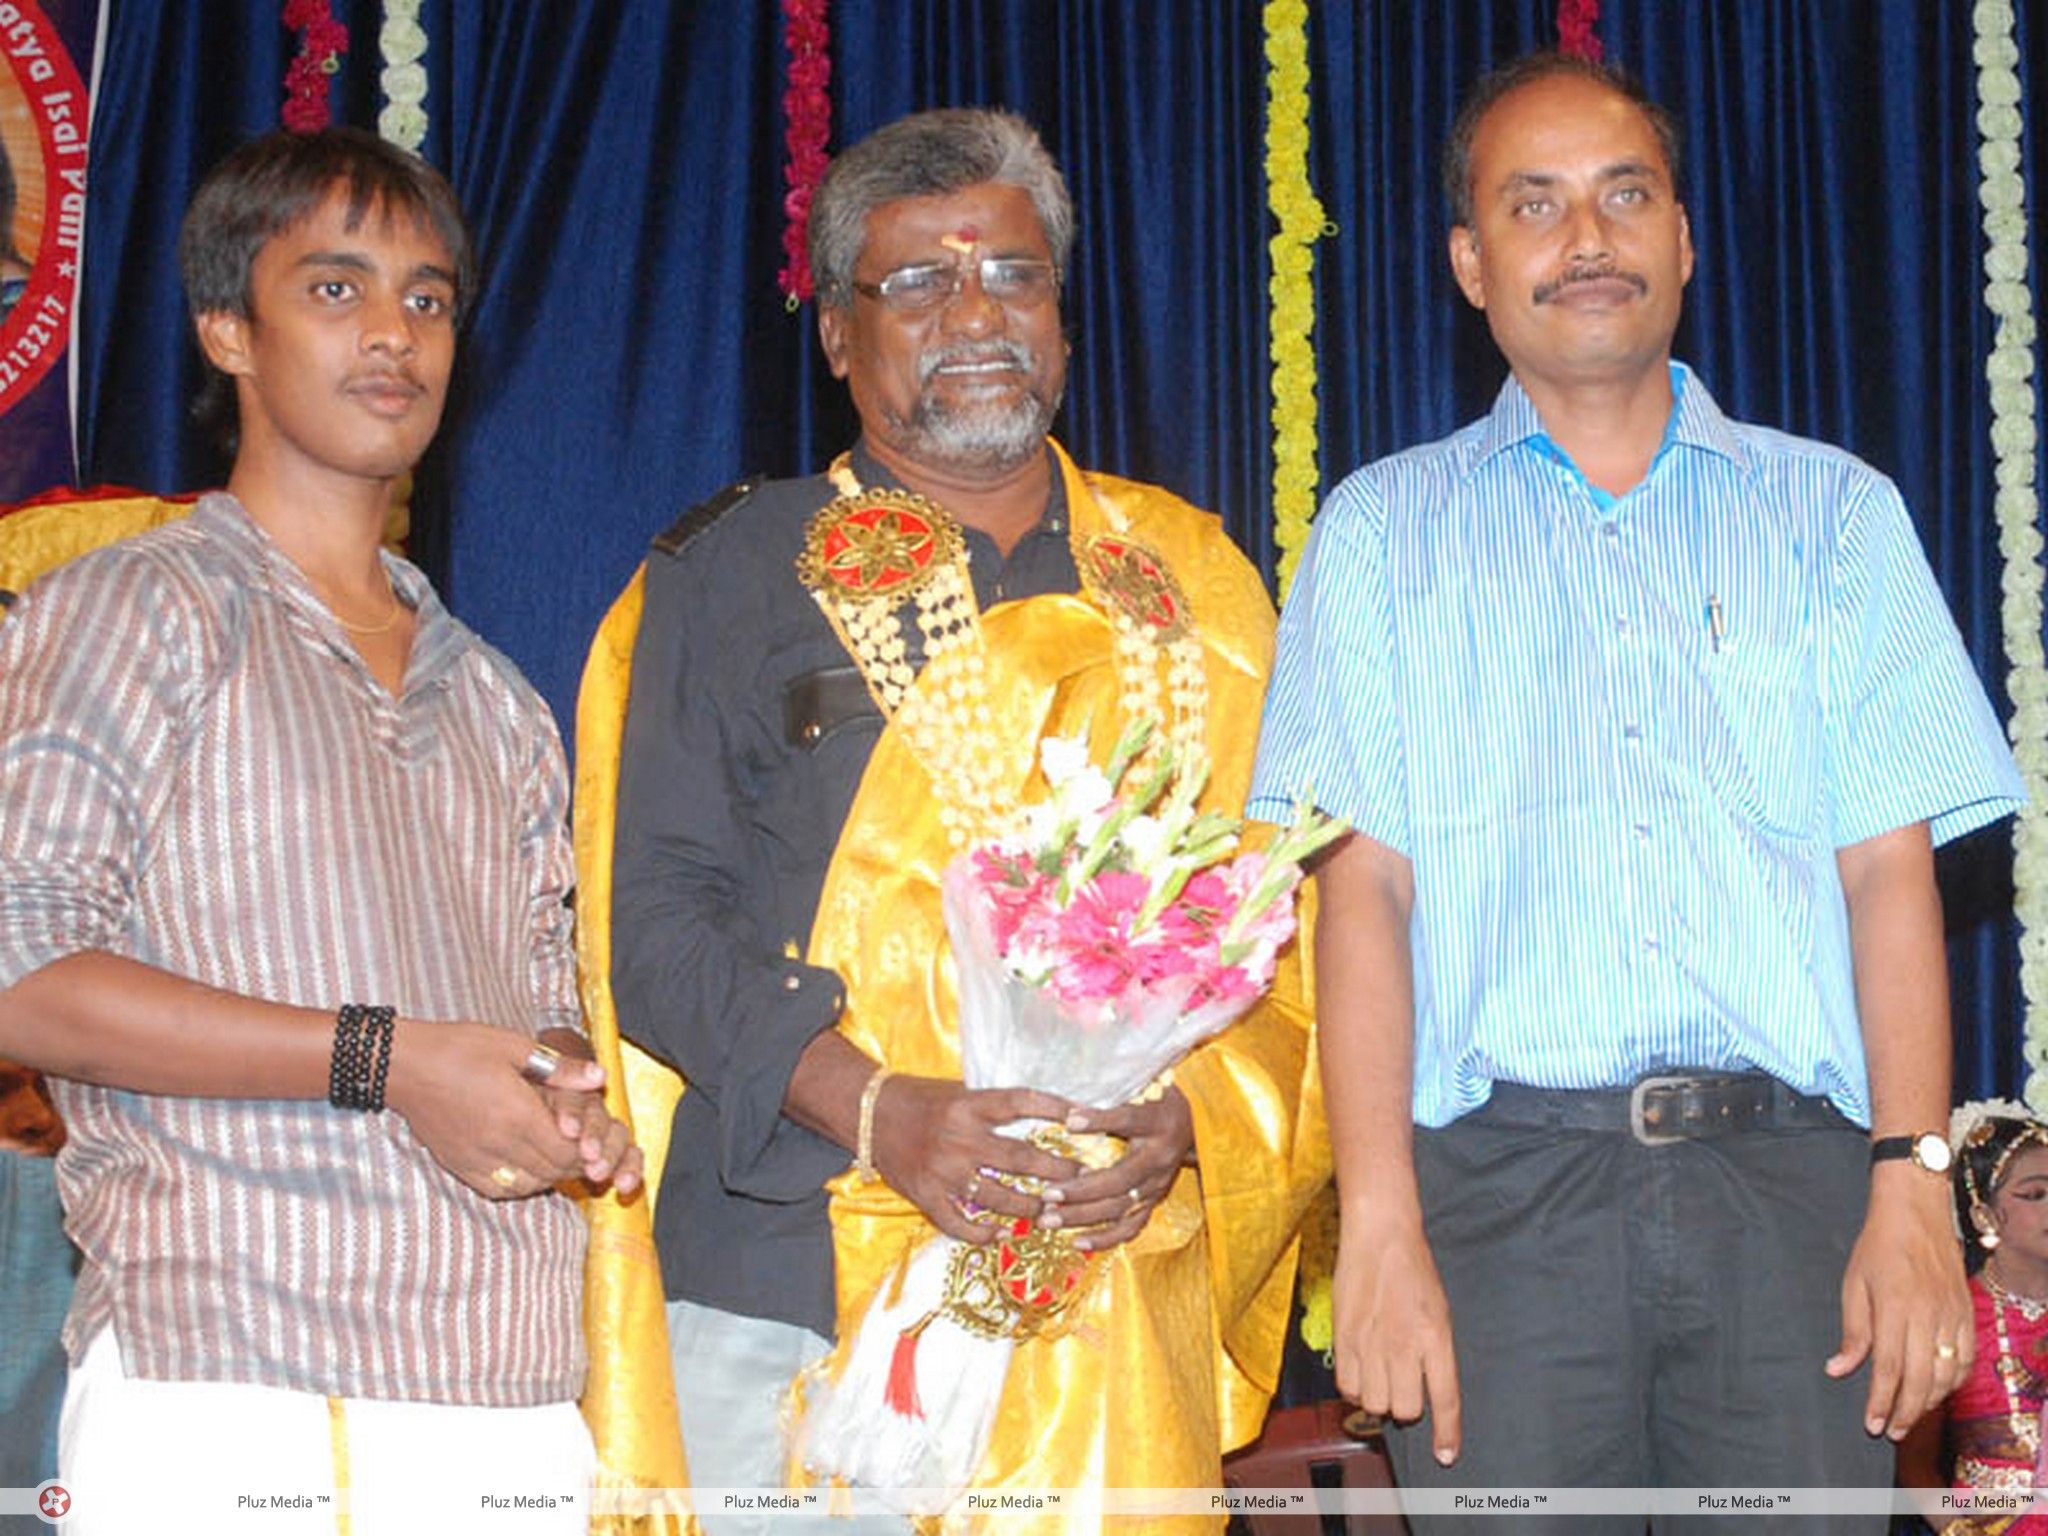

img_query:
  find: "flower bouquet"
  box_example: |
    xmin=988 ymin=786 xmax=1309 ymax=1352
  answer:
xmin=797 ymin=721 xmax=1342 ymax=1509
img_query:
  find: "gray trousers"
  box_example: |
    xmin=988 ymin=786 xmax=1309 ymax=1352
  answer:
xmin=1383 ymin=1095 xmax=1892 ymax=1535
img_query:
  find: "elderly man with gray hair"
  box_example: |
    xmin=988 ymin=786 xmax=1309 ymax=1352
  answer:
xmin=609 ymin=108 xmax=1321 ymax=1530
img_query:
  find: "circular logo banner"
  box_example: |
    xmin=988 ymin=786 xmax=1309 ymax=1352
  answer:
xmin=0 ymin=1 xmax=88 ymax=425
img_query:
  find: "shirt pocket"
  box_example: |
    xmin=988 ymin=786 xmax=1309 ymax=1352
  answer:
xmin=1696 ymin=615 xmax=1823 ymax=840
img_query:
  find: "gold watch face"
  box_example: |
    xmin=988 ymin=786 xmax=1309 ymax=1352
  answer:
xmin=1912 ymin=1132 xmax=1954 ymax=1174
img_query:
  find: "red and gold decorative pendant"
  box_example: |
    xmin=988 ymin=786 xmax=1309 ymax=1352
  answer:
xmin=932 ymin=1217 xmax=1095 ymax=1343
xmin=1084 ymin=534 xmax=1191 ymax=642
xmin=797 ymin=490 xmax=964 ymax=603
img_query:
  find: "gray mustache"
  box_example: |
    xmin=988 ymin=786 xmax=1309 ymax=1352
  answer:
xmin=918 ymin=342 xmax=1034 ymax=383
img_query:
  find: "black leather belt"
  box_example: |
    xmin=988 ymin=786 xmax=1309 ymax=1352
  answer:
xmin=1479 ymin=1073 xmax=1847 ymax=1145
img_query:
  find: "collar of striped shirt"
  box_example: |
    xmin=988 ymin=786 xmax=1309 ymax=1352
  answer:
xmin=1468 ymin=360 xmax=1750 ymax=493
xmin=198 ymin=493 xmax=473 ymax=694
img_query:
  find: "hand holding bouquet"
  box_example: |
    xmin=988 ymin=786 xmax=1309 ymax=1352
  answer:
xmin=798 ymin=721 xmax=1341 ymax=1508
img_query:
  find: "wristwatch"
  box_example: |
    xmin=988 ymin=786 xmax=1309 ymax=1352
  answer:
xmin=1869 ymin=1131 xmax=1953 ymax=1174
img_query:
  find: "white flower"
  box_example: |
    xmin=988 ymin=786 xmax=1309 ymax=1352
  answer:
xmin=1039 ymin=734 xmax=1092 ymax=788
xmin=1119 ymin=814 xmax=1170 ymax=874
xmin=1952 ymin=1097 xmax=2035 ymax=1152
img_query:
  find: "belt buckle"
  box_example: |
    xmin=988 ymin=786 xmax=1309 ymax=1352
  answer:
xmin=1629 ymin=1074 xmax=1696 ymax=1146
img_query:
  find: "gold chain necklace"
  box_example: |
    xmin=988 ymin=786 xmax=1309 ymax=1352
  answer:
xmin=328 ymin=572 xmax=406 ymax=636
xmin=797 ymin=454 xmax=1210 ymax=846
xmin=1984 ymin=1267 xmax=2047 ymax=1459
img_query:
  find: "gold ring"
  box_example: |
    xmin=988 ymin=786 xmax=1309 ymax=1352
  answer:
xmin=1937 ymin=1341 xmax=1959 ymax=1362
xmin=490 ymin=1165 xmax=520 ymax=1189
xmin=964 ymin=1171 xmax=983 ymax=1201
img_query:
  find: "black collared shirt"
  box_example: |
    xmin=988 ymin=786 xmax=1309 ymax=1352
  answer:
xmin=611 ymin=445 xmax=1077 ymax=1333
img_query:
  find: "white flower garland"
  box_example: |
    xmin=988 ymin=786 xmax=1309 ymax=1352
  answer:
xmin=1973 ymin=3 xmax=2048 ymax=1107
xmin=377 ymin=0 xmax=427 ymax=152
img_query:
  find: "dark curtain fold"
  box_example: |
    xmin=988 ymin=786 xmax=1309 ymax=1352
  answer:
xmin=71 ymin=1 xmax=2048 ymax=1108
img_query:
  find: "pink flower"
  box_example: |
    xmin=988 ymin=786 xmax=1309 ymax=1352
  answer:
xmin=1154 ymin=868 xmax=1234 ymax=949
xmin=1129 ymin=941 xmax=1201 ymax=986
xmin=1044 ymin=871 xmax=1153 ymax=1008
xmin=1058 ymin=871 xmax=1149 ymax=945
xmin=974 ymin=847 xmax=1053 ymax=952
xmin=1193 ymin=964 xmax=1259 ymax=1009
xmin=1219 ymin=854 xmax=1300 ymax=953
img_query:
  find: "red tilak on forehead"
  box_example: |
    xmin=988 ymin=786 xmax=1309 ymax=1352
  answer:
xmin=939 ymin=227 xmax=980 ymax=254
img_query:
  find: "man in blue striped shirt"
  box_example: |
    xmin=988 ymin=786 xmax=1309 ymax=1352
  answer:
xmin=1251 ymin=52 xmax=2024 ymax=1525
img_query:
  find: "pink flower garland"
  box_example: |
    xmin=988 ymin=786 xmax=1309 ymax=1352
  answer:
xmin=778 ymin=0 xmax=832 ymax=304
xmin=1557 ymin=0 xmax=1602 ymax=61
xmin=281 ymin=0 xmax=350 ymax=133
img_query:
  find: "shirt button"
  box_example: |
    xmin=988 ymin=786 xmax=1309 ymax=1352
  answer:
xmin=1623 ymin=723 xmax=1644 ymax=742
xmin=1615 ymin=615 xmax=1632 ymax=635
xmin=1643 ymin=935 xmax=1662 ymax=954
xmin=783 ymin=974 xmax=801 ymax=992
xmin=1634 ymin=822 xmax=1652 ymax=841
xmin=1601 ymin=521 xmax=1620 ymax=541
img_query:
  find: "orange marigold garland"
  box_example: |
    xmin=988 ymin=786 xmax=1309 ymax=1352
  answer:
xmin=779 ymin=0 xmax=832 ymax=305
xmin=281 ymin=0 xmax=349 ymax=134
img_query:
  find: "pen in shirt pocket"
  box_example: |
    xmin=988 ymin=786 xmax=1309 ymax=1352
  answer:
xmin=1706 ymin=593 xmax=1727 ymax=654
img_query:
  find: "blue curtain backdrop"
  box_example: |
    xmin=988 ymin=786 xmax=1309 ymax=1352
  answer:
xmin=68 ymin=0 xmax=2048 ymax=1105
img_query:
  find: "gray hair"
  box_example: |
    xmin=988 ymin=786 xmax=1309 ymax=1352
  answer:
xmin=809 ymin=108 xmax=1074 ymax=308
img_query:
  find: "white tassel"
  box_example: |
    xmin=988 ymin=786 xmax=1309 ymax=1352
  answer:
xmin=799 ymin=1237 xmax=1015 ymax=1514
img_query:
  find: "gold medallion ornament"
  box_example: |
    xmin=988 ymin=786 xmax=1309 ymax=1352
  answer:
xmin=1084 ymin=535 xmax=1190 ymax=643
xmin=1081 ymin=533 xmax=1209 ymax=784
xmin=797 ymin=492 xmax=961 ymax=605
xmin=797 ymin=454 xmax=1211 ymax=846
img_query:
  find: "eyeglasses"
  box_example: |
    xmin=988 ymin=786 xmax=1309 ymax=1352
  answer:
xmin=851 ymin=257 xmax=1059 ymax=314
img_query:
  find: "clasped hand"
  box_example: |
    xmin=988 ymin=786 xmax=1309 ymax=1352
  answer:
xmin=869 ymin=1075 xmax=1194 ymax=1251
xmin=385 ymin=1019 xmax=643 ymax=1201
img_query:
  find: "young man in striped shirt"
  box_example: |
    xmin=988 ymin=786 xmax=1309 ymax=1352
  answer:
xmin=1251 ymin=52 xmax=2023 ymax=1529
xmin=0 ymin=129 xmax=638 ymax=1532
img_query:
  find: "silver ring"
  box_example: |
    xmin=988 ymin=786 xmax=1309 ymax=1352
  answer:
xmin=1127 ymin=1187 xmax=1142 ymax=1205
xmin=521 ymin=1044 xmax=563 ymax=1085
xmin=964 ymin=1171 xmax=984 ymax=1201
xmin=490 ymin=1165 xmax=520 ymax=1189
xmin=1936 ymin=1341 xmax=1959 ymax=1362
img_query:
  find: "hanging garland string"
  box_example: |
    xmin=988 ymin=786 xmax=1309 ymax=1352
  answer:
xmin=280 ymin=0 xmax=348 ymax=134
xmin=1556 ymin=0 xmax=1603 ymax=61
xmin=1263 ymin=0 xmax=1339 ymax=1358
xmin=378 ymin=0 xmax=428 ymax=153
xmin=1973 ymin=2 xmax=2048 ymax=1105
xmin=1263 ymin=0 xmax=1327 ymax=600
xmin=368 ymin=0 xmax=430 ymax=552
xmin=779 ymin=0 xmax=832 ymax=306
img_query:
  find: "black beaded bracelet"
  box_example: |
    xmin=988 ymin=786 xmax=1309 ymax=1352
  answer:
xmin=327 ymin=1004 xmax=365 ymax=1109
xmin=328 ymin=1004 xmax=396 ymax=1111
xmin=363 ymin=1007 xmax=395 ymax=1112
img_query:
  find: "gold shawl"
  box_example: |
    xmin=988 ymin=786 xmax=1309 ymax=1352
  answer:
xmin=574 ymin=567 xmax=694 ymax=1532
xmin=799 ymin=446 xmax=1328 ymax=1532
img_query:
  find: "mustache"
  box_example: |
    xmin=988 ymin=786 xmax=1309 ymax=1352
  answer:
xmin=917 ymin=340 xmax=1035 ymax=384
xmin=1532 ymin=264 xmax=1649 ymax=304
